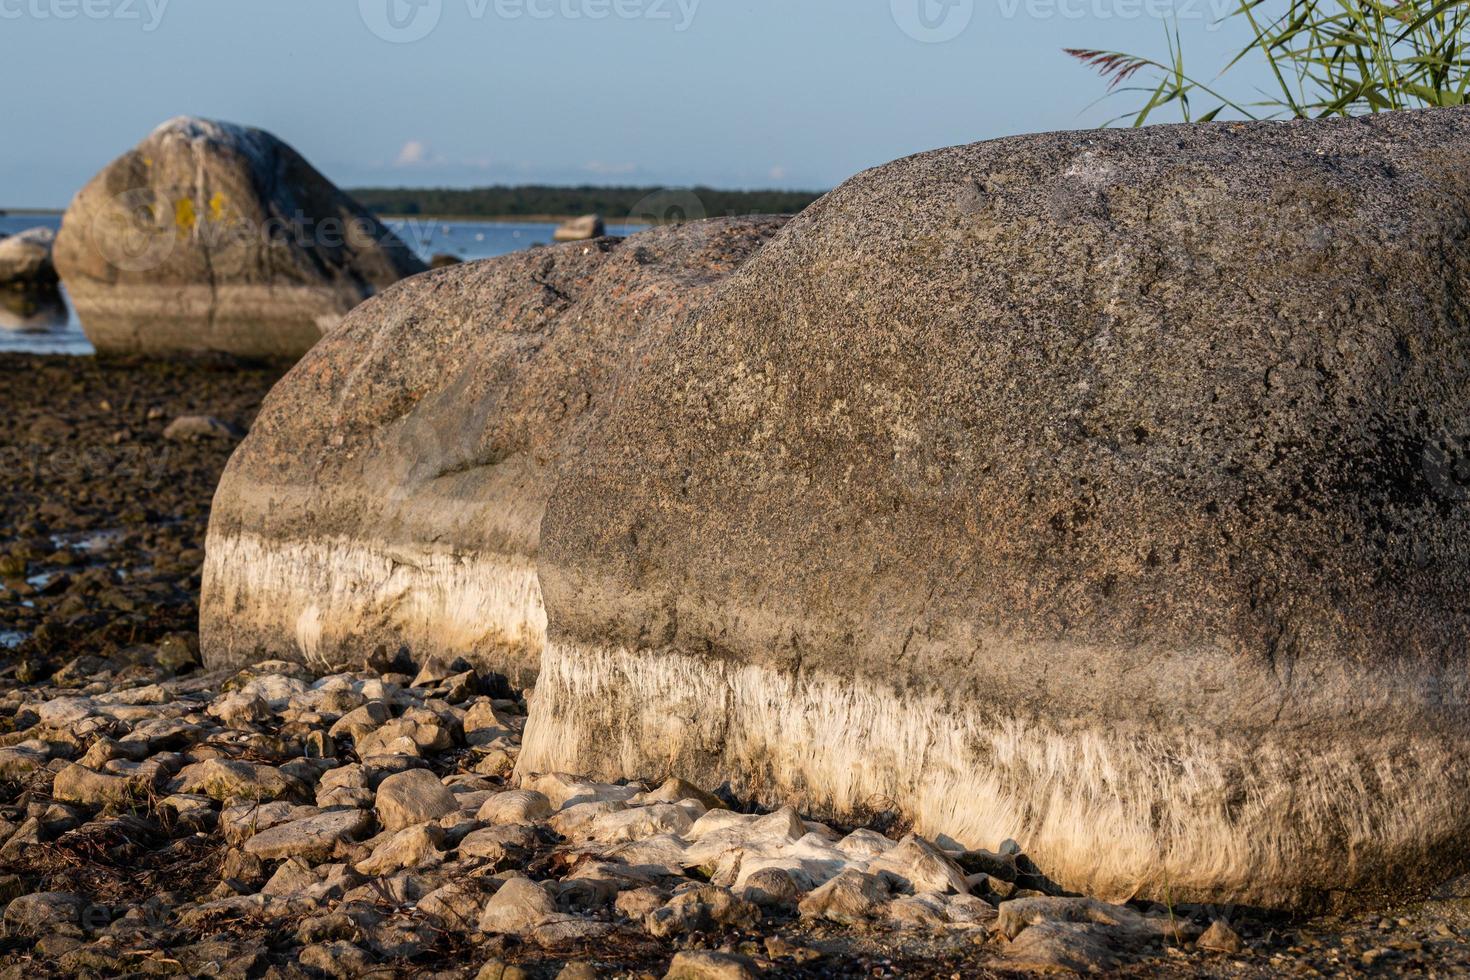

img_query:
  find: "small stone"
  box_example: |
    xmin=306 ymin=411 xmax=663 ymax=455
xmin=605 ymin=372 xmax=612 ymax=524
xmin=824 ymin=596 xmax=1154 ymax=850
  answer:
xmin=304 ymin=730 xmax=335 ymax=758
xmin=764 ymin=936 xmax=820 ymax=963
xmin=355 ymin=823 xmax=446 ymax=876
xmin=1004 ymin=921 xmax=1121 ymax=973
xmin=207 ymin=692 xmax=272 ymax=728
xmin=375 ymin=768 xmax=458 ymax=832
xmin=163 ymin=415 xmax=243 ymax=442
xmin=631 ymin=776 xmax=727 ymax=812
xmin=262 ymin=858 xmax=320 ymax=897
xmin=798 ymin=869 xmax=890 ymax=925
xmin=583 ymin=803 xmax=697 ymax=844
xmin=478 ymin=874 xmax=556 ymax=935
xmin=243 ymin=808 xmax=373 ymax=862
xmin=1199 ymin=918 xmax=1245 ymax=954
xmin=478 ymin=789 xmax=554 ymax=825
xmin=557 ymin=962 xmax=599 ymax=980
xmin=2 ymin=891 xmax=86 ymax=938
xmin=329 ymin=702 xmax=392 ymax=742
xmin=866 ymin=834 xmax=970 ymax=895
xmin=997 ymin=896 xmax=1197 ymax=944
xmin=741 ymin=867 xmax=802 ymax=909
xmin=0 ymin=742 xmax=50 ymax=779
xmin=459 ymin=824 xmax=537 ymax=864
xmin=664 ymin=951 xmax=761 ymax=980
xmin=417 ymin=882 xmax=484 ymax=932
xmin=615 ymin=886 xmax=669 ymax=920
xmin=51 ymin=763 xmax=146 ymax=807
xmin=38 ymin=697 xmax=96 ymax=726
xmin=173 ymin=759 xmax=307 ymax=803
xmin=531 ymin=915 xmax=622 ymax=946
xmin=477 ymin=959 xmax=532 ymax=980
xmin=298 ymin=941 xmax=377 ymax=978
xmin=646 ymin=885 xmax=760 ymax=938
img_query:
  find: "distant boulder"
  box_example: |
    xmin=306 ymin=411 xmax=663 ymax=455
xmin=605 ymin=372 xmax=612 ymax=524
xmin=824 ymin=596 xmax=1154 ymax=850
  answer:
xmin=200 ymin=216 xmax=786 ymax=683
xmin=429 ymin=253 xmax=463 ymax=269
xmin=552 ymin=214 xmax=605 ymax=242
xmin=54 ymin=117 xmax=427 ymax=360
xmin=0 ymin=227 xmax=58 ymax=290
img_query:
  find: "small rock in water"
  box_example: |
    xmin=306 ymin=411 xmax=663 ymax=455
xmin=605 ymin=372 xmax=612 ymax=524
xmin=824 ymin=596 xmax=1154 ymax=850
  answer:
xmin=552 ymin=214 xmax=605 ymax=242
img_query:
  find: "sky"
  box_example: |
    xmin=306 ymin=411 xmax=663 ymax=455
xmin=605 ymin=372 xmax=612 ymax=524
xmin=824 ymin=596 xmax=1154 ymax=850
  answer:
xmin=0 ymin=0 xmax=1266 ymax=207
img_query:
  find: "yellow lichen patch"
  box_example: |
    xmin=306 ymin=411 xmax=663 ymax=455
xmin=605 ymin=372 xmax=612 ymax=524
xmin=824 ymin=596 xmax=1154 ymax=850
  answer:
xmin=175 ymin=198 xmax=198 ymax=233
xmin=209 ymin=192 xmax=228 ymax=221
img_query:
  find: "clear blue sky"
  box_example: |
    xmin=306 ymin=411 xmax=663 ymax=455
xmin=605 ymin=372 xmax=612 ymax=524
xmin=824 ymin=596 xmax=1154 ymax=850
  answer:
xmin=1 ymin=0 xmax=1264 ymax=207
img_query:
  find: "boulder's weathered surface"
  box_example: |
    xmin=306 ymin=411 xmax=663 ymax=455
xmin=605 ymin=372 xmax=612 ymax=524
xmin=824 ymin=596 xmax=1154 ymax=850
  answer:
xmin=53 ymin=117 xmax=426 ymax=359
xmin=200 ymin=216 xmax=786 ymax=682
xmin=523 ymin=108 xmax=1470 ymax=909
xmin=553 ymin=214 xmax=605 ymax=242
xmin=0 ymin=227 xmax=58 ymax=289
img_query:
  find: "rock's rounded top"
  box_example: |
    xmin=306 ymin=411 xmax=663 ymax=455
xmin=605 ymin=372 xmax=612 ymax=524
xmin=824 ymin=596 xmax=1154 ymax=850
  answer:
xmin=147 ymin=115 xmax=277 ymax=163
xmin=152 ymin=114 xmax=258 ymax=141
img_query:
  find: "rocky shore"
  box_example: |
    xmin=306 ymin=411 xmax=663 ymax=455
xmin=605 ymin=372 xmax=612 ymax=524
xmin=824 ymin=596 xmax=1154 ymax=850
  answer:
xmin=5 ymin=354 xmax=1470 ymax=977
xmin=0 ymin=354 xmax=286 ymax=682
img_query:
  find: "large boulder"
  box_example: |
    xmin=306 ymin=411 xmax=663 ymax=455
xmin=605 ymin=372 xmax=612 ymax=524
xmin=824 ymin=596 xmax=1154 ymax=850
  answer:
xmin=521 ymin=108 xmax=1470 ymax=910
xmin=200 ymin=216 xmax=786 ymax=682
xmin=53 ymin=117 xmax=427 ymax=359
xmin=0 ymin=227 xmax=59 ymax=289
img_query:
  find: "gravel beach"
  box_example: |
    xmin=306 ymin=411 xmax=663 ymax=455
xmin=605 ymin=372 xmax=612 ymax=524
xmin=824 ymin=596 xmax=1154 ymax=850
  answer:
xmin=4 ymin=354 xmax=1470 ymax=978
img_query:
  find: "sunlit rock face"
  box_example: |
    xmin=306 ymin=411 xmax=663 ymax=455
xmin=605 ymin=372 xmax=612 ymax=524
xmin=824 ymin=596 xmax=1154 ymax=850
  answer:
xmin=54 ymin=116 xmax=425 ymax=359
xmin=523 ymin=108 xmax=1470 ymax=911
xmin=200 ymin=216 xmax=788 ymax=686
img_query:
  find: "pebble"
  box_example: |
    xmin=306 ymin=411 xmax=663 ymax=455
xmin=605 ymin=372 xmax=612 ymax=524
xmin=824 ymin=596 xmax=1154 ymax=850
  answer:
xmin=375 ymin=767 xmax=459 ymax=831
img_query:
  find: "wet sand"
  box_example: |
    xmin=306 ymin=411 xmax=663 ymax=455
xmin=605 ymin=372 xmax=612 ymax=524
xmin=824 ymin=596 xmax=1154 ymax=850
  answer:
xmin=0 ymin=353 xmax=286 ymax=681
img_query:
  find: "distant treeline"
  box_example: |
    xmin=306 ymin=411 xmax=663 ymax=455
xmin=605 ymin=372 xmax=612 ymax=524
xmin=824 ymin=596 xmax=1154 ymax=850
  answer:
xmin=348 ymin=184 xmax=825 ymax=221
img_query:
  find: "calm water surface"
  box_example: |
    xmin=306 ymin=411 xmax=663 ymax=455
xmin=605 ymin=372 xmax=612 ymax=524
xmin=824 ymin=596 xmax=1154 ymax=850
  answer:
xmin=0 ymin=214 xmax=637 ymax=356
